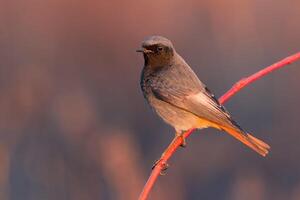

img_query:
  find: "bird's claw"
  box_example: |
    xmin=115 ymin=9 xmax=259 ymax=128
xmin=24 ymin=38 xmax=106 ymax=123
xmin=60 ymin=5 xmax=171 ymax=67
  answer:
xmin=176 ymin=133 xmax=186 ymax=148
xmin=180 ymin=137 xmax=187 ymax=148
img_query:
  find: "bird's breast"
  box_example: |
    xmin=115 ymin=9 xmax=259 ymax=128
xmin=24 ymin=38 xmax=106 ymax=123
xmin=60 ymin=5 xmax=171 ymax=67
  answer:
xmin=140 ymin=66 xmax=156 ymax=100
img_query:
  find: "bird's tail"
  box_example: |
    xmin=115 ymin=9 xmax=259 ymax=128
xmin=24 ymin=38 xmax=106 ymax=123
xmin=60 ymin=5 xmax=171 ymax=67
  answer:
xmin=221 ymin=126 xmax=270 ymax=157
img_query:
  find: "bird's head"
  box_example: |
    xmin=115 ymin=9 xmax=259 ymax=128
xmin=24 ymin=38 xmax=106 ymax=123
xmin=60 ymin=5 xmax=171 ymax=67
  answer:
xmin=137 ymin=36 xmax=175 ymax=67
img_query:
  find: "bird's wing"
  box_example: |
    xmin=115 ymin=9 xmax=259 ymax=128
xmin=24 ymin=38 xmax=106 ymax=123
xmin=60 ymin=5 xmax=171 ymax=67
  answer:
xmin=150 ymin=63 xmax=242 ymax=131
xmin=152 ymin=83 xmax=239 ymax=129
xmin=183 ymin=87 xmax=240 ymax=129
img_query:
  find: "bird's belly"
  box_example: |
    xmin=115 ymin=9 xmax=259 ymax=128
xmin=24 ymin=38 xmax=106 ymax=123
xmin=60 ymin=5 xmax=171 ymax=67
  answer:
xmin=149 ymin=97 xmax=208 ymax=132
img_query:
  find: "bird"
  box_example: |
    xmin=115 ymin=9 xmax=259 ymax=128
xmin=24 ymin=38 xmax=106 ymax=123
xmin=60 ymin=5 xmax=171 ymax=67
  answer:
xmin=137 ymin=35 xmax=270 ymax=157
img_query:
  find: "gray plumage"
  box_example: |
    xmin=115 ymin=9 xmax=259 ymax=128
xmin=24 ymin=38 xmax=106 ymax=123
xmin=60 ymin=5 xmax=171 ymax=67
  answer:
xmin=138 ymin=36 xmax=270 ymax=156
xmin=139 ymin=36 xmax=238 ymax=132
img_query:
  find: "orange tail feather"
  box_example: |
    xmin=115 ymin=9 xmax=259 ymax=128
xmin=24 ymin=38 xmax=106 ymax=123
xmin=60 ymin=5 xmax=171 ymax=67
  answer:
xmin=222 ymin=127 xmax=270 ymax=156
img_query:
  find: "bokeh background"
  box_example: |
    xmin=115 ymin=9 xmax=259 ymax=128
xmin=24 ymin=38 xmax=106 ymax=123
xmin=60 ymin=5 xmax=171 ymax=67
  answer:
xmin=1 ymin=0 xmax=300 ymax=199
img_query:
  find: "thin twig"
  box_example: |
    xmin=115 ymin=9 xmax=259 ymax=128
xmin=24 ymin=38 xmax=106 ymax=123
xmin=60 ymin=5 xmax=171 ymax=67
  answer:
xmin=219 ymin=53 xmax=300 ymax=103
xmin=139 ymin=52 xmax=300 ymax=200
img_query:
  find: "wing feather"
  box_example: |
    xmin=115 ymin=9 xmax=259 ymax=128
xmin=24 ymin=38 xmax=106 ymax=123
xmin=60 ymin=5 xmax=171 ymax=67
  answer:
xmin=150 ymin=58 xmax=243 ymax=132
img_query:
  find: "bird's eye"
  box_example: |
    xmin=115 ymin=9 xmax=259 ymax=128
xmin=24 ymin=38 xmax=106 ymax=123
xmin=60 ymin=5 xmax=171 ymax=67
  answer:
xmin=157 ymin=46 xmax=163 ymax=52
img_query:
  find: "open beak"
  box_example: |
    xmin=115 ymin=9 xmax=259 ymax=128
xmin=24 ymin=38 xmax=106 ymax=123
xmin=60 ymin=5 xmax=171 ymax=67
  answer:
xmin=136 ymin=48 xmax=153 ymax=54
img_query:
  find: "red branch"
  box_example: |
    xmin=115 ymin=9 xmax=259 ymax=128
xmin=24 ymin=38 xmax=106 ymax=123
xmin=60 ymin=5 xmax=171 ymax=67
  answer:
xmin=138 ymin=52 xmax=300 ymax=200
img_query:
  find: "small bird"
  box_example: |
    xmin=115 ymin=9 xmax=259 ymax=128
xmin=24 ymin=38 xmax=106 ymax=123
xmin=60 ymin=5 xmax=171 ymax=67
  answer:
xmin=137 ymin=36 xmax=270 ymax=156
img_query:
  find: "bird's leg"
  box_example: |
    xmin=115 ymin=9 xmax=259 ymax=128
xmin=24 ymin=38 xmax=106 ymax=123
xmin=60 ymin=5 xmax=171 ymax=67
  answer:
xmin=176 ymin=131 xmax=187 ymax=148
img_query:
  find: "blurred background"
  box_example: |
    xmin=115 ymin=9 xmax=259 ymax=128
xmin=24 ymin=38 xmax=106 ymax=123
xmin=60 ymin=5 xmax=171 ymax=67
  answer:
xmin=1 ymin=0 xmax=300 ymax=199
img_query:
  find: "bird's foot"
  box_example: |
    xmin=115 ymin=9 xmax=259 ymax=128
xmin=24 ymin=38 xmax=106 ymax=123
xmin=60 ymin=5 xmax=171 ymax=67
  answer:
xmin=180 ymin=136 xmax=187 ymax=148
xmin=176 ymin=132 xmax=187 ymax=148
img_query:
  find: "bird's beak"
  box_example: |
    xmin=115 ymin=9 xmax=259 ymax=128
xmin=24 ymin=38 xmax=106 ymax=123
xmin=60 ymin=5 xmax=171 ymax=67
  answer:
xmin=136 ymin=48 xmax=153 ymax=54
